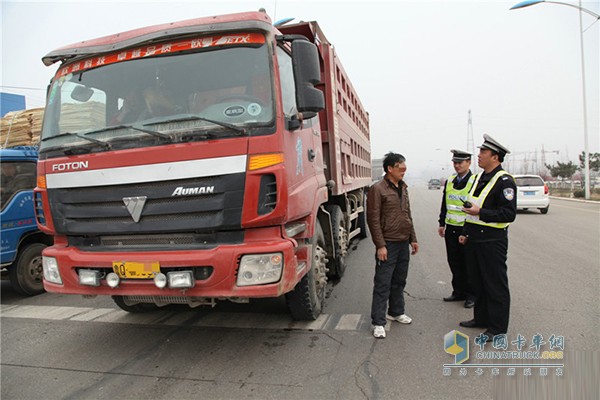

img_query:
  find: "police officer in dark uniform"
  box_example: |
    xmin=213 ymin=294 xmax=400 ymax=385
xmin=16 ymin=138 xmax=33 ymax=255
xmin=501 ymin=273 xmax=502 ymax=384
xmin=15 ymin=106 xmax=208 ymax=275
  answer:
xmin=458 ymin=134 xmax=517 ymax=337
xmin=438 ymin=150 xmax=476 ymax=308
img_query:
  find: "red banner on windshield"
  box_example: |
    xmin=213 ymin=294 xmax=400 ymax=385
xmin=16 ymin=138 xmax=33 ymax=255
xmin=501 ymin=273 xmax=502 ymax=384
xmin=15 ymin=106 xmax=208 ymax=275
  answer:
xmin=56 ymin=32 xmax=265 ymax=78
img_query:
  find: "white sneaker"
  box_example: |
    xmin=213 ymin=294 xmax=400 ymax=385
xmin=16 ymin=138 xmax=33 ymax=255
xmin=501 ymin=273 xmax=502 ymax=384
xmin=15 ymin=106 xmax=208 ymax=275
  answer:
xmin=373 ymin=325 xmax=386 ymax=338
xmin=387 ymin=314 xmax=412 ymax=324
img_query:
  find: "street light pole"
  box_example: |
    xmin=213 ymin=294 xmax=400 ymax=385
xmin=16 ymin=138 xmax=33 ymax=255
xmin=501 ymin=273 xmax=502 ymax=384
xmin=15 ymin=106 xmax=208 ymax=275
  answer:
xmin=510 ymin=0 xmax=599 ymax=200
xmin=577 ymin=0 xmax=590 ymax=200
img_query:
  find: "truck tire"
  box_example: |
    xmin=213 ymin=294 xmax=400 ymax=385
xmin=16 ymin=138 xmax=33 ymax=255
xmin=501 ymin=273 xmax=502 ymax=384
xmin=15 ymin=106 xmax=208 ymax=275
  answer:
xmin=9 ymin=243 xmax=46 ymax=296
xmin=112 ymin=296 xmax=159 ymax=313
xmin=286 ymin=221 xmax=328 ymax=320
xmin=325 ymin=205 xmax=348 ymax=279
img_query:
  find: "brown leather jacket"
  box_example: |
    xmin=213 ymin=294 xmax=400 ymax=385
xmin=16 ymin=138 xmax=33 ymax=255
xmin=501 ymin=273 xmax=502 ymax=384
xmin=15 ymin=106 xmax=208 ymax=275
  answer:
xmin=367 ymin=178 xmax=418 ymax=249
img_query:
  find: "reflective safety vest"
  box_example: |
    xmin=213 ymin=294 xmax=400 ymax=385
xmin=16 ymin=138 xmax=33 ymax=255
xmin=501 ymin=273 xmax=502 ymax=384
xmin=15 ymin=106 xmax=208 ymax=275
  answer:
xmin=444 ymin=173 xmax=476 ymax=226
xmin=465 ymin=170 xmax=512 ymax=229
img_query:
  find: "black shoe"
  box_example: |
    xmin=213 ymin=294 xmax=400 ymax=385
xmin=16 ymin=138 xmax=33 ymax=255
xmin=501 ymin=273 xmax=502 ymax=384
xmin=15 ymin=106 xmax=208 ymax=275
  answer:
xmin=464 ymin=300 xmax=475 ymax=308
xmin=444 ymin=294 xmax=466 ymax=302
xmin=459 ymin=319 xmax=487 ymax=328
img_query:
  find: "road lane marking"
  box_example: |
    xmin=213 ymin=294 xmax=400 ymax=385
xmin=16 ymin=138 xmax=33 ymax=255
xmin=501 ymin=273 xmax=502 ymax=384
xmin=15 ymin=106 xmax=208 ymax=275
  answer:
xmin=94 ymin=310 xmax=165 ymax=325
xmin=0 ymin=304 xmax=18 ymax=313
xmin=334 ymin=314 xmax=362 ymax=330
xmin=70 ymin=308 xmax=120 ymax=321
xmin=0 ymin=304 xmax=371 ymax=332
xmin=0 ymin=305 xmax=90 ymax=320
xmin=291 ymin=313 xmax=329 ymax=330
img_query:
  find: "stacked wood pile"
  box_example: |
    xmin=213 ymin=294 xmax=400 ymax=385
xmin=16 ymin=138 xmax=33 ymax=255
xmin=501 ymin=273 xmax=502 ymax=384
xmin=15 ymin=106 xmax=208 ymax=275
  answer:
xmin=1 ymin=102 xmax=106 ymax=148
xmin=0 ymin=108 xmax=44 ymax=147
xmin=59 ymin=102 xmax=106 ymax=133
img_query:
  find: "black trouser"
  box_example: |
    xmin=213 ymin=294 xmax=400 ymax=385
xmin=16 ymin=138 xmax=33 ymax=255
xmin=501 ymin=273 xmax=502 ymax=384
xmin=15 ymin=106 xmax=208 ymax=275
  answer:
xmin=444 ymin=225 xmax=474 ymax=300
xmin=465 ymin=237 xmax=510 ymax=334
xmin=371 ymin=240 xmax=410 ymax=326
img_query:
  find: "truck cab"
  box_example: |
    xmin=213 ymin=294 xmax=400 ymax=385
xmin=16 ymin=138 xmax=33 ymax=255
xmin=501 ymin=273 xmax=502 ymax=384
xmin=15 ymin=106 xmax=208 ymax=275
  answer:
xmin=1 ymin=146 xmax=52 ymax=295
xmin=35 ymin=11 xmax=370 ymax=319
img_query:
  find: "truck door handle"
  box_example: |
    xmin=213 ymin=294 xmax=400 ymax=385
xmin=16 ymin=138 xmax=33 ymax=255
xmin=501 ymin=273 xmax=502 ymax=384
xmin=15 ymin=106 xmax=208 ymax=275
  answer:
xmin=307 ymin=148 xmax=316 ymax=162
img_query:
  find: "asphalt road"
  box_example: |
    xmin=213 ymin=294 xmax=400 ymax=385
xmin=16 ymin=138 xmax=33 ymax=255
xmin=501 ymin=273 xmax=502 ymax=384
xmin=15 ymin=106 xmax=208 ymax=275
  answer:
xmin=1 ymin=187 xmax=598 ymax=400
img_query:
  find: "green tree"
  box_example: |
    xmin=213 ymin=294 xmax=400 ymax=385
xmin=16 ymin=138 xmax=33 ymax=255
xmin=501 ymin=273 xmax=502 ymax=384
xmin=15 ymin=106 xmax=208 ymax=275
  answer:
xmin=545 ymin=161 xmax=578 ymax=180
xmin=578 ymin=152 xmax=600 ymax=172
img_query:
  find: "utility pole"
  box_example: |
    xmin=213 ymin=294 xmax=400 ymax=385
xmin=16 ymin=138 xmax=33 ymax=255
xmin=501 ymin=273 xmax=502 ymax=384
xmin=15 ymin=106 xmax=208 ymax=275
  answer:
xmin=540 ymin=145 xmax=560 ymax=179
xmin=467 ymin=110 xmax=476 ymax=172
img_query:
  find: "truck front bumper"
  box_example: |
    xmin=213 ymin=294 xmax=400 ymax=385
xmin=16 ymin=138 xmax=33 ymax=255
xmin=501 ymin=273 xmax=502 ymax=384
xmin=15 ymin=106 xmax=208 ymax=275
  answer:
xmin=42 ymin=227 xmax=307 ymax=298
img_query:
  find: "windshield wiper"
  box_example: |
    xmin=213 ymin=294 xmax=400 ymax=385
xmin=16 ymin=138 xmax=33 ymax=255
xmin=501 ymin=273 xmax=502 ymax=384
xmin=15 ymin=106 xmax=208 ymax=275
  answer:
xmin=144 ymin=114 xmax=247 ymax=136
xmin=179 ymin=130 xmax=221 ymax=141
xmin=122 ymin=124 xmax=173 ymax=141
xmin=41 ymin=132 xmax=111 ymax=150
xmin=83 ymin=124 xmax=173 ymax=142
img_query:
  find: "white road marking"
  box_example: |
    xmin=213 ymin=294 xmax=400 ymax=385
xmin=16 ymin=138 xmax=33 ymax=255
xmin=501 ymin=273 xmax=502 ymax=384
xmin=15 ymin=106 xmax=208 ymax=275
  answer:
xmin=69 ymin=308 xmax=118 ymax=321
xmin=0 ymin=305 xmax=90 ymax=320
xmin=334 ymin=314 xmax=362 ymax=330
xmin=0 ymin=304 xmax=372 ymax=332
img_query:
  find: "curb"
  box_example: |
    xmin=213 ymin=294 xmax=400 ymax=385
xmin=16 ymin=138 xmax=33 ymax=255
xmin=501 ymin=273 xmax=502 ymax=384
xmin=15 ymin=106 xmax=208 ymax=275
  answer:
xmin=549 ymin=196 xmax=599 ymax=204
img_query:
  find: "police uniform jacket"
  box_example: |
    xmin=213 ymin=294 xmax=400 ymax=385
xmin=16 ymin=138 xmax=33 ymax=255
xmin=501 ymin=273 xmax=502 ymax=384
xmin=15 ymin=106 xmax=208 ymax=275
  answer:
xmin=438 ymin=170 xmax=473 ymax=227
xmin=367 ymin=178 xmax=418 ymax=249
xmin=463 ymin=165 xmax=517 ymax=242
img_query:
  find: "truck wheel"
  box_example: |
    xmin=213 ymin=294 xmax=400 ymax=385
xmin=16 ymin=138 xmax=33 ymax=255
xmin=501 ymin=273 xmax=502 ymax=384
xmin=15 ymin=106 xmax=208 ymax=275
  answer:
xmin=325 ymin=205 xmax=348 ymax=279
xmin=9 ymin=243 xmax=46 ymax=296
xmin=286 ymin=221 xmax=328 ymax=320
xmin=112 ymin=296 xmax=159 ymax=313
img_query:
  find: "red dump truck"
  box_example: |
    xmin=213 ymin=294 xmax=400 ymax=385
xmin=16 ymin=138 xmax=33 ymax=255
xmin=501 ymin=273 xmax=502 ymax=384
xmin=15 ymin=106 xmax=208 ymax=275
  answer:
xmin=36 ymin=10 xmax=371 ymax=320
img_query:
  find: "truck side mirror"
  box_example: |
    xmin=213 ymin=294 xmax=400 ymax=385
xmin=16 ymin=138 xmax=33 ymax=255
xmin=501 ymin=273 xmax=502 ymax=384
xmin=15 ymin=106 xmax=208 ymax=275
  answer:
xmin=291 ymin=40 xmax=324 ymax=117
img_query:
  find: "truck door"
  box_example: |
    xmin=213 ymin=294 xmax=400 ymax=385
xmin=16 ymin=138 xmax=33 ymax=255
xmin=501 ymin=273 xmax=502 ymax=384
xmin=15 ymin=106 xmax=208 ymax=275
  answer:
xmin=276 ymin=46 xmax=324 ymax=221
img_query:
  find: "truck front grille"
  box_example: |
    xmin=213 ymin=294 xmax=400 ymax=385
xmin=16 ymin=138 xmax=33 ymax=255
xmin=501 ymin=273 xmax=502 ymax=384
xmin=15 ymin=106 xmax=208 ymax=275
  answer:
xmin=68 ymin=231 xmax=244 ymax=251
xmin=48 ymin=173 xmax=245 ymax=236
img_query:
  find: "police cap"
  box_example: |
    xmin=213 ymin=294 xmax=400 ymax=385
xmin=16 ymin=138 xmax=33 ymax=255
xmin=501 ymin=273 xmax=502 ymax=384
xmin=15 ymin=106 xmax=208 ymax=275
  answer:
xmin=478 ymin=134 xmax=511 ymax=157
xmin=450 ymin=149 xmax=472 ymax=162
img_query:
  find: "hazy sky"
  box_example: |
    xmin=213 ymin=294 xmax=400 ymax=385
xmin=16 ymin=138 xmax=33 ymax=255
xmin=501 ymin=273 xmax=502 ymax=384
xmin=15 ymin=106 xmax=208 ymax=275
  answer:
xmin=2 ymin=0 xmax=598 ymax=179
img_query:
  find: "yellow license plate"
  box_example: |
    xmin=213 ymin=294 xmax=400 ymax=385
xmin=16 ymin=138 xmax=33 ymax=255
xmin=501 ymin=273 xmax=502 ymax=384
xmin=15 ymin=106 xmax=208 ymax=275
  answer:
xmin=112 ymin=261 xmax=160 ymax=279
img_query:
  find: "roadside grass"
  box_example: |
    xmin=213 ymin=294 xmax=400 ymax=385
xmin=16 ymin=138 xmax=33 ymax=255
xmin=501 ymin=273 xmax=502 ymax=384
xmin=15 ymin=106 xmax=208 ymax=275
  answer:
xmin=550 ymin=188 xmax=600 ymax=201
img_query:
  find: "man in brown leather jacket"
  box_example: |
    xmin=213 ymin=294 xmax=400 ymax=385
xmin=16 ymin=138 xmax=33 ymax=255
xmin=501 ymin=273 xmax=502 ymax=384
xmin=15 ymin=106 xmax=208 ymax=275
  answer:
xmin=367 ymin=152 xmax=419 ymax=339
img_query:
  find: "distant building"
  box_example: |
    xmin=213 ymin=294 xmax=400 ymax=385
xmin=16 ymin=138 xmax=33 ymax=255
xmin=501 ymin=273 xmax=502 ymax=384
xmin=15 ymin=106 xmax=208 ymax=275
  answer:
xmin=1 ymin=93 xmax=26 ymax=117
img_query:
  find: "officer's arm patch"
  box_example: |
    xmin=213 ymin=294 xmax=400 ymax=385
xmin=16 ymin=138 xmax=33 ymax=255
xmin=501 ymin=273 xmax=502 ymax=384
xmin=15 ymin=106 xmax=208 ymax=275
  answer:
xmin=503 ymin=188 xmax=515 ymax=200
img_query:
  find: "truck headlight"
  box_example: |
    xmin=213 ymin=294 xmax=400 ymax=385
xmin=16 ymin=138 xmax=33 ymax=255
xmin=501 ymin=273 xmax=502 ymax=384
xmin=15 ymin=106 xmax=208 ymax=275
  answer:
xmin=78 ymin=269 xmax=101 ymax=286
xmin=167 ymin=271 xmax=194 ymax=289
xmin=237 ymin=253 xmax=283 ymax=286
xmin=106 ymin=272 xmax=120 ymax=288
xmin=43 ymin=256 xmax=62 ymax=285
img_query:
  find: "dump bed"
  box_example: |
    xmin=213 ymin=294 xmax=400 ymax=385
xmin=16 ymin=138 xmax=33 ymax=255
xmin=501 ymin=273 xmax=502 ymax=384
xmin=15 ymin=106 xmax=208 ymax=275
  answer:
xmin=278 ymin=22 xmax=371 ymax=196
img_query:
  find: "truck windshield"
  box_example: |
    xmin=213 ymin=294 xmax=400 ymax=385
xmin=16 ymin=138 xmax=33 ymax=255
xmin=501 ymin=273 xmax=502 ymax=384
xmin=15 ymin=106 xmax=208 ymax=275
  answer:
xmin=40 ymin=39 xmax=274 ymax=154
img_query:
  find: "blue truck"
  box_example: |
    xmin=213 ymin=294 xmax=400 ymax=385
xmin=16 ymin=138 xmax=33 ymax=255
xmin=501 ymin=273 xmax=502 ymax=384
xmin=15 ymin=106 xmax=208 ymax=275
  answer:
xmin=1 ymin=146 xmax=51 ymax=295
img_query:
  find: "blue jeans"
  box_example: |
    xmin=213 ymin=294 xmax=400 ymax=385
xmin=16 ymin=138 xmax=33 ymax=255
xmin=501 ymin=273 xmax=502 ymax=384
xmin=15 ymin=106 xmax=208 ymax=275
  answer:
xmin=371 ymin=241 xmax=410 ymax=326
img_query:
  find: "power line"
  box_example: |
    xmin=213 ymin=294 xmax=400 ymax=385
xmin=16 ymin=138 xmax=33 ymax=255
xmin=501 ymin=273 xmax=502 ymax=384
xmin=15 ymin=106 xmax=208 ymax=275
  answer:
xmin=0 ymin=85 xmax=46 ymax=91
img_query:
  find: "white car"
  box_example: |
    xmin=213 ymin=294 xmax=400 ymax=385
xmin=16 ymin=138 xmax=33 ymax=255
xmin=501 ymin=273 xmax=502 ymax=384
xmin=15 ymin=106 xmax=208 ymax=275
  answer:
xmin=514 ymin=174 xmax=550 ymax=214
xmin=428 ymin=179 xmax=441 ymax=190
